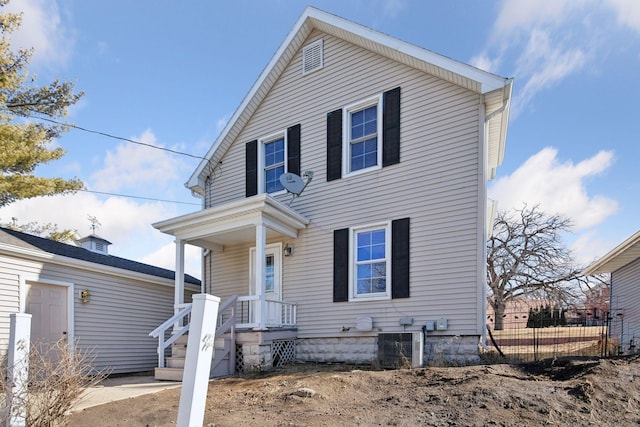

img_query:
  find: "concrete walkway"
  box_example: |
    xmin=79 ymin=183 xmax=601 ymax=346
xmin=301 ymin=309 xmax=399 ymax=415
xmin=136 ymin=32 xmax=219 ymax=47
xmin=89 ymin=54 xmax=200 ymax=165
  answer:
xmin=72 ymin=376 xmax=182 ymax=412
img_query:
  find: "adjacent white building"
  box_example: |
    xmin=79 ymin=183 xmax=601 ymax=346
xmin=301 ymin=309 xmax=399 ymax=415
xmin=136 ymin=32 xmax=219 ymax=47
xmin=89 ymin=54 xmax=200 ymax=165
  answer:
xmin=584 ymin=229 xmax=640 ymax=354
xmin=0 ymin=227 xmax=199 ymax=374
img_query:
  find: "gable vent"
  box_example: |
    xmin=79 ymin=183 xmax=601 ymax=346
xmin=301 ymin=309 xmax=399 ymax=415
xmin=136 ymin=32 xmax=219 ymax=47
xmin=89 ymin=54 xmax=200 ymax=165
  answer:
xmin=302 ymin=39 xmax=323 ymax=75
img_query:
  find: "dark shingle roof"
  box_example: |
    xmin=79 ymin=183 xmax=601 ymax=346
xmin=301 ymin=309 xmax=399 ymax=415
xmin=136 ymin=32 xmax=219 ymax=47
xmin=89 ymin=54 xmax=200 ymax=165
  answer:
xmin=0 ymin=227 xmax=200 ymax=285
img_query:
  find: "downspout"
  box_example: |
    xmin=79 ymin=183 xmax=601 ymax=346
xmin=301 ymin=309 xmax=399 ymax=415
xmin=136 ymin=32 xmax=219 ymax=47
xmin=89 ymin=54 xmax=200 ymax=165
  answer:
xmin=485 ymin=100 xmax=508 ymax=122
xmin=479 ymin=80 xmax=513 ymax=350
xmin=478 ymin=98 xmax=489 ymax=350
xmin=198 ymin=179 xmax=207 ymax=294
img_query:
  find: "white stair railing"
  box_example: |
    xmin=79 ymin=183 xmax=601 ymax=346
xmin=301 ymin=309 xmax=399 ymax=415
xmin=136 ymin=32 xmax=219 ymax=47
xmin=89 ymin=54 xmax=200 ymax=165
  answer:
xmin=149 ymin=304 xmax=192 ymax=368
xmin=150 ymin=296 xmax=240 ymax=370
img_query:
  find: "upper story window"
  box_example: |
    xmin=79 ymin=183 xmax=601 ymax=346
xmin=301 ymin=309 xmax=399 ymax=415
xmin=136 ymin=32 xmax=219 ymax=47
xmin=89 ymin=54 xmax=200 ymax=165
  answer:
xmin=344 ymin=96 xmax=383 ymax=176
xmin=245 ymin=124 xmax=300 ymax=198
xmin=327 ymin=87 xmax=400 ymax=182
xmin=263 ymin=135 xmax=285 ymax=194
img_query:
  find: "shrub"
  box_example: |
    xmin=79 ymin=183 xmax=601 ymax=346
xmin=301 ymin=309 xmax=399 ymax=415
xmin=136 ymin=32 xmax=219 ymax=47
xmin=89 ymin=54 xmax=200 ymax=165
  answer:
xmin=1 ymin=339 xmax=107 ymax=426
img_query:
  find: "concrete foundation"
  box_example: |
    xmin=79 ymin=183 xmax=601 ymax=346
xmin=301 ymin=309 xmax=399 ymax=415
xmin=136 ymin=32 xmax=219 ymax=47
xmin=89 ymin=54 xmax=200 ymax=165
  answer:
xmin=296 ymin=335 xmax=481 ymax=366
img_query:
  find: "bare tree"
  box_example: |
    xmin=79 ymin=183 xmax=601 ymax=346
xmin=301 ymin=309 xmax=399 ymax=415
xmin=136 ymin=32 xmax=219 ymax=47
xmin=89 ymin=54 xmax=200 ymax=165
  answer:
xmin=487 ymin=205 xmax=585 ymax=330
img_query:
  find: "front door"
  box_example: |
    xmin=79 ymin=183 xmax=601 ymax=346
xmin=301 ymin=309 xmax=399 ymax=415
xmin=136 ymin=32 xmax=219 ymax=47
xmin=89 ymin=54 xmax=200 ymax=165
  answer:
xmin=25 ymin=282 xmax=68 ymax=359
xmin=250 ymin=243 xmax=282 ymax=326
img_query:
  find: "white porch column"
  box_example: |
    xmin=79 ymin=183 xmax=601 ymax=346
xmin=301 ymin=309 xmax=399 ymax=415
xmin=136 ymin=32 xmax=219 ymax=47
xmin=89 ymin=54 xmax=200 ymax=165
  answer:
xmin=174 ymin=238 xmax=185 ymax=333
xmin=254 ymin=223 xmax=266 ymax=330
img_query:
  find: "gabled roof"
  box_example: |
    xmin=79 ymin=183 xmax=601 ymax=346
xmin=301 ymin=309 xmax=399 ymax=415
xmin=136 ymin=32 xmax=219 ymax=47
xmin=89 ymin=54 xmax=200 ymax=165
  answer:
xmin=187 ymin=6 xmax=513 ymax=194
xmin=0 ymin=227 xmax=200 ymax=285
xmin=583 ymin=229 xmax=640 ymax=275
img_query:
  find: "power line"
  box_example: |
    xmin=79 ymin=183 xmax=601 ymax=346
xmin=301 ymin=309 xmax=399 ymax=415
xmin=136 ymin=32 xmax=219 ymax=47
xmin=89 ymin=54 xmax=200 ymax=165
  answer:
xmin=24 ymin=112 xmax=209 ymax=161
xmin=78 ymin=189 xmax=201 ymax=206
xmin=5 ymin=108 xmax=221 ymax=204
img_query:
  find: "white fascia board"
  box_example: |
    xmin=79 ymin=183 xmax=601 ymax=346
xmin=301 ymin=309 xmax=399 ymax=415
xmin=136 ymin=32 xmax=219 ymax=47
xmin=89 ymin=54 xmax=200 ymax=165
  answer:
xmin=0 ymin=243 xmax=199 ymax=290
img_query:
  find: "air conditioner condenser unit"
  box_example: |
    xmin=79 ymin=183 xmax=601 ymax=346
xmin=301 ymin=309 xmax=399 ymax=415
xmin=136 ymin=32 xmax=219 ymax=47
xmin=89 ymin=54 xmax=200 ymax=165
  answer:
xmin=377 ymin=332 xmax=424 ymax=368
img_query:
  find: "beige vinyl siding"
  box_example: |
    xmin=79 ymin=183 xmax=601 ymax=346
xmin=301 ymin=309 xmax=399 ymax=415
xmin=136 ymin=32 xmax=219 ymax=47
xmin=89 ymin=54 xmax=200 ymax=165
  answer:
xmin=0 ymin=252 xmax=194 ymax=374
xmin=610 ymin=258 xmax=640 ymax=349
xmin=206 ymin=29 xmax=483 ymax=337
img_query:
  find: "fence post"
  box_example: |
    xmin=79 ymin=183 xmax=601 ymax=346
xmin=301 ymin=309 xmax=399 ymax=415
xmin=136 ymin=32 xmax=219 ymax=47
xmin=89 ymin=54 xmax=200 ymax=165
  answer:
xmin=6 ymin=313 xmax=32 ymax=427
xmin=176 ymin=294 xmax=220 ymax=427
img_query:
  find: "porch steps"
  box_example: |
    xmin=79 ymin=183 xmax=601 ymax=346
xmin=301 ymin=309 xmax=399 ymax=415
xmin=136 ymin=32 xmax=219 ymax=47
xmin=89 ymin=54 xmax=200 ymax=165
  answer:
xmin=154 ymin=335 xmax=233 ymax=381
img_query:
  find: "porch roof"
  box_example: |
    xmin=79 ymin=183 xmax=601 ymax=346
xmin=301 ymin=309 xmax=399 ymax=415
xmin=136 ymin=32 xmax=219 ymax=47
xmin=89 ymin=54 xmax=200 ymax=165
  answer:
xmin=152 ymin=194 xmax=310 ymax=250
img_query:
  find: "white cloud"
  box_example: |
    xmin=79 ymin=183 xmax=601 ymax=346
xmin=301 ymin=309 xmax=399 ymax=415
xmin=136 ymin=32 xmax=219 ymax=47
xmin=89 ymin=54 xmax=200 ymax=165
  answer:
xmin=90 ymin=129 xmax=190 ymax=193
xmin=489 ymin=147 xmax=618 ymax=230
xmin=470 ymin=53 xmax=500 ymax=73
xmin=380 ymin=0 xmax=407 ymax=19
xmin=569 ymin=230 xmax=615 ymax=266
xmin=607 ymin=0 xmax=640 ymax=34
xmin=0 ymin=190 xmax=201 ymax=278
xmin=215 ymin=113 xmax=232 ymax=135
xmin=140 ymin=242 xmax=202 ymax=280
xmin=512 ymin=30 xmax=586 ymax=116
xmin=0 ymin=191 xmax=172 ymax=241
xmin=0 ymin=189 xmax=191 ymax=263
xmin=477 ymin=0 xmax=640 ymax=117
xmin=492 ymin=0 xmax=582 ymax=40
xmin=4 ymin=0 xmax=75 ymax=68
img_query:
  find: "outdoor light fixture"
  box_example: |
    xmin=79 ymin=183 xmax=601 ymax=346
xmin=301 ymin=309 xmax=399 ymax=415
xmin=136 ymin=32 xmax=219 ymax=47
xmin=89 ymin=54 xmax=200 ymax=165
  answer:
xmin=79 ymin=289 xmax=91 ymax=303
xmin=283 ymin=244 xmax=293 ymax=256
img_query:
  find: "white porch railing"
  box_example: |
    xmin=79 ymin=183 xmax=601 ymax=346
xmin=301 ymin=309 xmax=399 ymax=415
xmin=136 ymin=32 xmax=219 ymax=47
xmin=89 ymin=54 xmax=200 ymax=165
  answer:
xmin=233 ymin=295 xmax=297 ymax=329
xmin=150 ymin=295 xmax=296 ymax=368
xmin=149 ymin=295 xmax=298 ymax=368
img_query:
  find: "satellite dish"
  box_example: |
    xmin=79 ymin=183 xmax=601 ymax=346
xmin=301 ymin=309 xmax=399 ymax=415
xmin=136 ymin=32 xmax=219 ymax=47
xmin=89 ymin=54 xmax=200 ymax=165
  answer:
xmin=280 ymin=173 xmax=305 ymax=195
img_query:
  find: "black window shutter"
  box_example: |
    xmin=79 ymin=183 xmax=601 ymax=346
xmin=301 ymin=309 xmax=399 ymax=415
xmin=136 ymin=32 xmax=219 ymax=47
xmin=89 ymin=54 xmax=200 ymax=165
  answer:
xmin=326 ymin=109 xmax=343 ymax=181
xmin=333 ymin=228 xmax=349 ymax=302
xmin=382 ymin=87 xmax=401 ymax=167
xmin=391 ymin=217 xmax=410 ymax=299
xmin=287 ymin=124 xmax=301 ymax=176
xmin=245 ymin=140 xmax=258 ymax=197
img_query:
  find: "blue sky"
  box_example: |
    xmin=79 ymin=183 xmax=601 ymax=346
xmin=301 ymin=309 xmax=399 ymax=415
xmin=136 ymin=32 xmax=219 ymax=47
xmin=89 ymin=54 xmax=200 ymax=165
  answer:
xmin=1 ymin=0 xmax=639 ymax=278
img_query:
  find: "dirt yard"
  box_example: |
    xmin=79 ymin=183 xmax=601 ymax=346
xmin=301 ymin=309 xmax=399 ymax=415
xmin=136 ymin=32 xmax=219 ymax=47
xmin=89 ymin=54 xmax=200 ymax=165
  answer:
xmin=68 ymin=356 xmax=640 ymax=426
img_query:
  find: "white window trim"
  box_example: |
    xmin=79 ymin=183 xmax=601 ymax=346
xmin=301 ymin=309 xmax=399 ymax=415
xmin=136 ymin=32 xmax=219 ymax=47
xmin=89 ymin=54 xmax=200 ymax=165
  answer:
xmin=342 ymin=93 xmax=383 ymax=178
xmin=258 ymin=130 xmax=288 ymax=196
xmin=348 ymin=221 xmax=391 ymax=302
